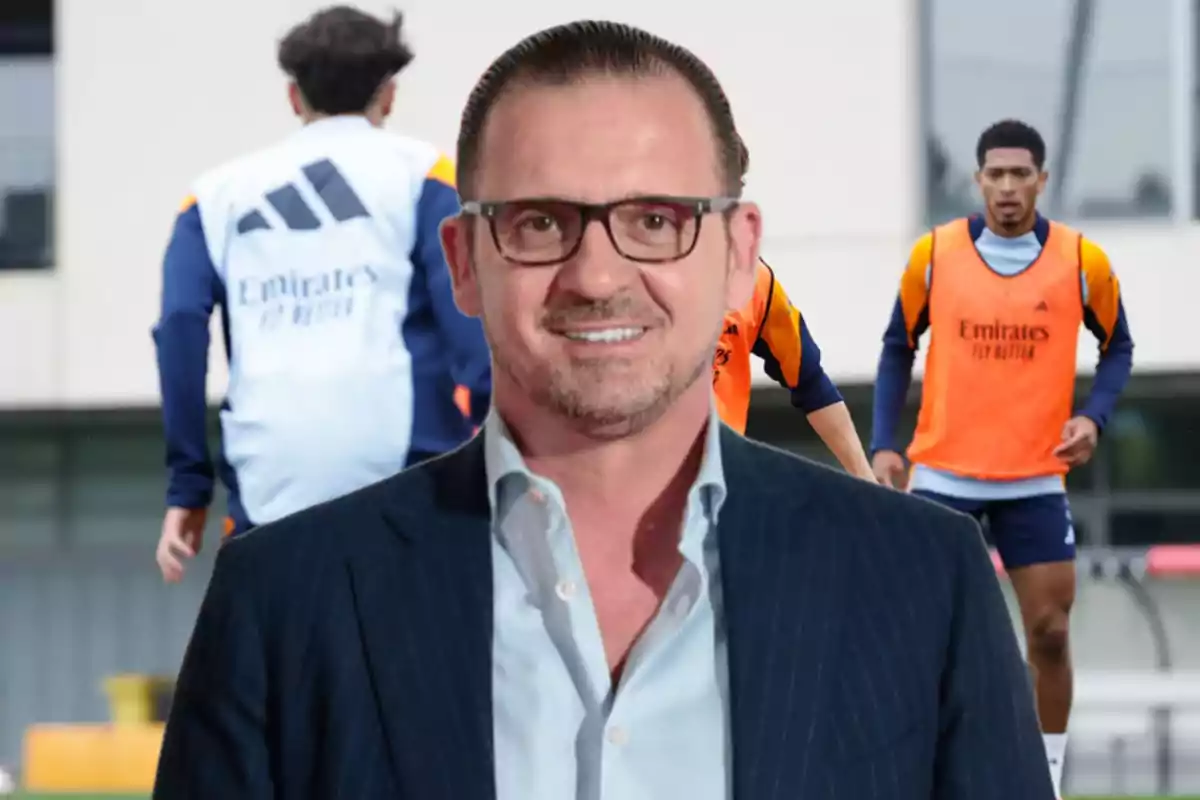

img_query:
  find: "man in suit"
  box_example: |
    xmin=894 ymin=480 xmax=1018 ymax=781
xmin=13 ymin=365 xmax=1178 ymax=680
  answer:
xmin=154 ymin=19 xmax=1055 ymax=800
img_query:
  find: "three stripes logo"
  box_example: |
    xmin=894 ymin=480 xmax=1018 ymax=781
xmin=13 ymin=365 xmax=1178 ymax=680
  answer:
xmin=231 ymin=159 xmax=379 ymax=332
xmin=237 ymin=159 xmax=371 ymax=234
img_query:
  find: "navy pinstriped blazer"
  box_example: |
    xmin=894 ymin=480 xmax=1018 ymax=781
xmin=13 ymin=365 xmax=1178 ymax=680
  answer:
xmin=153 ymin=428 xmax=1055 ymax=800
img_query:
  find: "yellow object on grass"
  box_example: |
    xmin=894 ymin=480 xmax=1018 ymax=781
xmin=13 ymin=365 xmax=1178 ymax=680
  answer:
xmin=21 ymin=723 xmax=164 ymax=792
xmin=102 ymin=674 xmax=174 ymax=725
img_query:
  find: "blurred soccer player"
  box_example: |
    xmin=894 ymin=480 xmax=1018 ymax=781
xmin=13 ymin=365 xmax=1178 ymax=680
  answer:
xmin=715 ymin=139 xmax=873 ymax=479
xmin=715 ymin=258 xmax=873 ymax=480
xmin=870 ymin=119 xmax=1134 ymax=798
xmin=152 ymin=6 xmax=490 ymax=581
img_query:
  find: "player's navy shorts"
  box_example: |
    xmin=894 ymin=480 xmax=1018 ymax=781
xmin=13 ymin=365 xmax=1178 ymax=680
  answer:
xmin=911 ymin=490 xmax=1076 ymax=569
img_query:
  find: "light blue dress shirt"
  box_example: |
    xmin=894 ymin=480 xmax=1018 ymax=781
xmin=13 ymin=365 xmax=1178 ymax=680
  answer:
xmin=484 ymin=409 xmax=730 ymax=800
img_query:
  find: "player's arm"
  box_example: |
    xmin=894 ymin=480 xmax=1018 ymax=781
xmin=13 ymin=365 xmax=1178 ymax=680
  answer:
xmin=870 ymin=234 xmax=932 ymax=458
xmin=1076 ymin=239 xmax=1133 ymax=430
xmin=413 ymin=155 xmax=492 ymax=426
xmin=151 ymin=196 xmax=220 ymax=512
xmin=752 ymin=265 xmax=872 ymax=480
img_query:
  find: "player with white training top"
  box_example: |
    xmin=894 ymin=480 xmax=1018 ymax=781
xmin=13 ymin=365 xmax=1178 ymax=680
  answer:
xmin=151 ymin=6 xmax=491 ymax=581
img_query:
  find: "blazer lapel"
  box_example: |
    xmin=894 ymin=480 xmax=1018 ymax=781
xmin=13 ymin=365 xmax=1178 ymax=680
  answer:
xmin=349 ymin=438 xmax=496 ymax=800
xmin=718 ymin=430 xmax=849 ymax=798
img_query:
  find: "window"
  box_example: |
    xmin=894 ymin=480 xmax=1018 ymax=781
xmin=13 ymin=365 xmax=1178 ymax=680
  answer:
xmin=923 ymin=0 xmax=1175 ymax=224
xmin=1111 ymin=511 xmax=1200 ymax=546
xmin=0 ymin=0 xmax=53 ymax=271
xmin=0 ymin=410 xmax=225 ymax=549
xmin=1065 ymin=455 xmax=1098 ymax=493
xmin=1071 ymin=516 xmax=1093 ymax=546
xmin=64 ymin=426 xmax=168 ymax=546
xmin=746 ymin=385 xmax=878 ymax=468
xmin=0 ymin=431 xmax=60 ymax=549
xmin=1106 ymin=396 xmax=1200 ymax=491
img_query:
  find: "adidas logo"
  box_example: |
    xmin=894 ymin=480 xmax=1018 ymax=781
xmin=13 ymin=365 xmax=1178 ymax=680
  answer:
xmin=237 ymin=159 xmax=370 ymax=234
xmin=1034 ymin=300 xmax=1049 ymax=312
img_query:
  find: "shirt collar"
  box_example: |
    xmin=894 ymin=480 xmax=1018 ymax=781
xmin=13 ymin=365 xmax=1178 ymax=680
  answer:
xmin=691 ymin=405 xmax=727 ymax=522
xmin=483 ymin=405 xmax=728 ymax=526
xmin=482 ymin=411 xmax=535 ymax=521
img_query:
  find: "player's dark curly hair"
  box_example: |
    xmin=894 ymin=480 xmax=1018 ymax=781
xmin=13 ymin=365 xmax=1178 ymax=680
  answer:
xmin=454 ymin=20 xmax=743 ymax=200
xmin=277 ymin=6 xmax=414 ymax=116
xmin=976 ymin=119 xmax=1046 ymax=170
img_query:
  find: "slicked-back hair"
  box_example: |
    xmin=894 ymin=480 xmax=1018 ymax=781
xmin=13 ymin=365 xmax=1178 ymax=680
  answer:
xmin=455 ymin=20 xmax=743 ymax=200
xmin=975 ymin=119 xmax=1047 ymax=170
xmin=278 ymin=6 xmax=414 ymax=116
xmin=736 ymin=131 xmax=750 ymax=187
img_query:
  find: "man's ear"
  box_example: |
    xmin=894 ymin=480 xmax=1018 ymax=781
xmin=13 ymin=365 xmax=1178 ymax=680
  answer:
xmin=440 ymin=216 xmax=481 ymax=317
xmin=375 ymin=80 xmax=396 ymax=120
xmin=287 ymin=82 xmax=306 ymax=118
xmin=725 ymin=201 xmax=762 ymax=311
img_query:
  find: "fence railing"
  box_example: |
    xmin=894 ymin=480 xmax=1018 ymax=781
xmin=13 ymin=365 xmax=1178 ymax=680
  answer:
xmin=992 ymin=544 xmax=1200 ymax=795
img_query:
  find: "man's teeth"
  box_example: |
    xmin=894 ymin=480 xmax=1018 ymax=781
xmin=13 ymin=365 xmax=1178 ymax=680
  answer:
xmin=562 ymin=327 xmax=644 ymax=343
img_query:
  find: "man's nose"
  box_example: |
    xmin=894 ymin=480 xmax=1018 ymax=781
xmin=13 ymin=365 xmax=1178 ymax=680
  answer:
xmin=555 ymin=220 xmax=637 ymax=299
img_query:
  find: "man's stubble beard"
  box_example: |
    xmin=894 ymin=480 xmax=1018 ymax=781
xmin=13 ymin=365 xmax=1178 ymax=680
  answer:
xmin=475 ymin=250 xmax=729 ymax=439
xmin=486 ymin=318 xmax=718 ymax=440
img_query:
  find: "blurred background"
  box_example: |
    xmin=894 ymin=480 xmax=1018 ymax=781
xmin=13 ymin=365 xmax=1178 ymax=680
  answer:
xmin=0 ymin=0 xmax=1198 ymax=797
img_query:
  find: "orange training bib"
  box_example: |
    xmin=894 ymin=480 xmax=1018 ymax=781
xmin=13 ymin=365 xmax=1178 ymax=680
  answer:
xmin=908 ymin=218 xmax=1084 ymax=480
xmin=713 ymin=264 xmax=773 ymax=433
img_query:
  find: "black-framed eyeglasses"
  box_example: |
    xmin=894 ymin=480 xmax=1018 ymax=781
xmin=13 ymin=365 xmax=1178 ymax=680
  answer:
xmin=459 ymin=195 xmax=739 ymax=266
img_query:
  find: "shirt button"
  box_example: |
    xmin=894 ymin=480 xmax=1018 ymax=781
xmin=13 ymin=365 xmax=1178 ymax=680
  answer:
xmin=555 ymin=580 xmax=577 ymax=600
xmin=607 ymin=726 xmax=629 ymax=746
